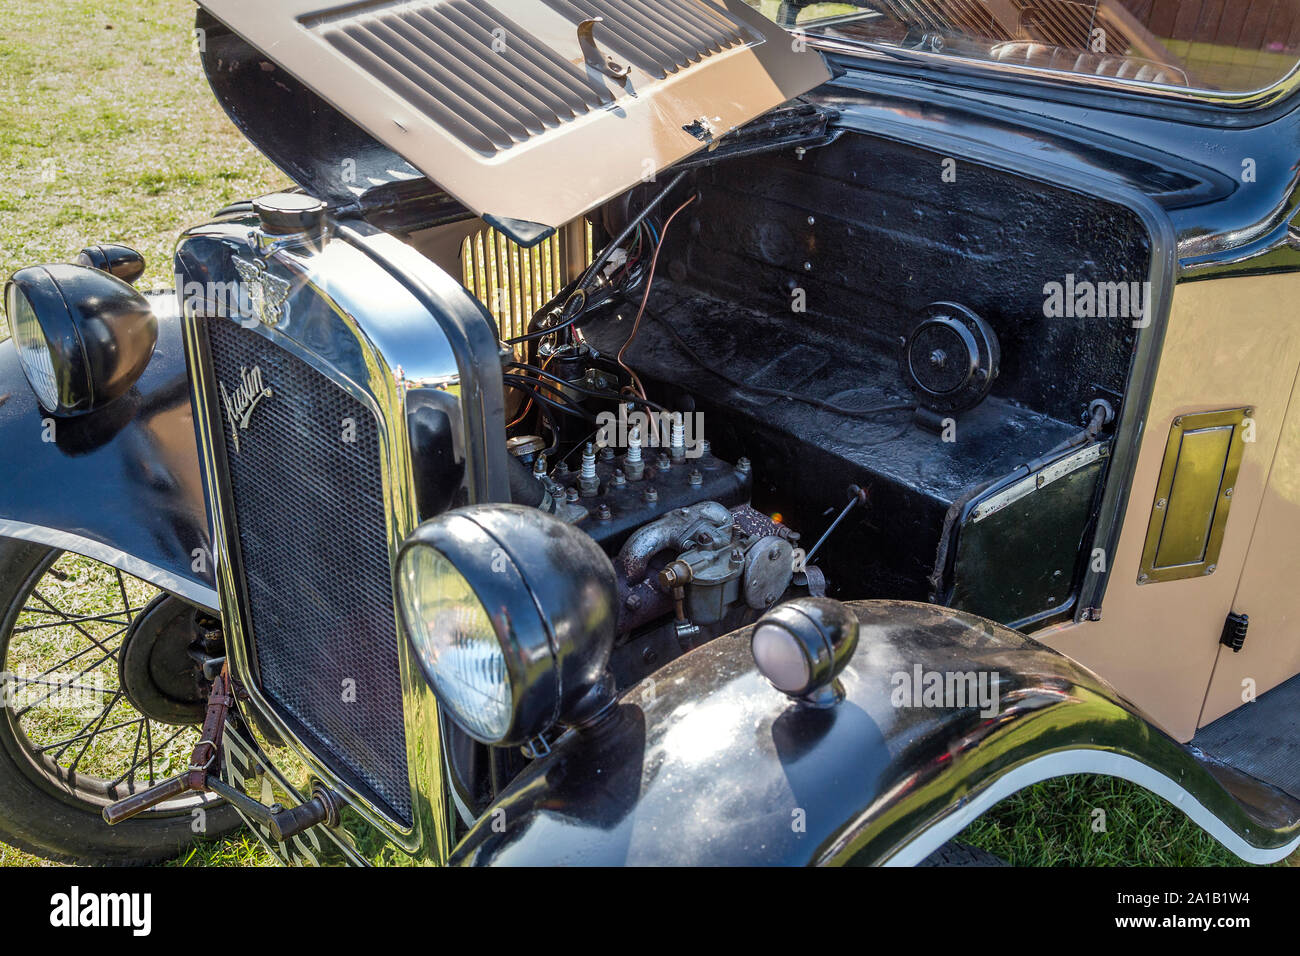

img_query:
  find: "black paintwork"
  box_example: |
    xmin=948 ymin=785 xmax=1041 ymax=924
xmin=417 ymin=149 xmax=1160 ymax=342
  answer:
xmin=452 ymin=599 xmax=1299 ymax=866
xmin=818 ymin=57 xmax=1300 ymax=280
xmin=0 ymin=296 xmax=215 ymax=606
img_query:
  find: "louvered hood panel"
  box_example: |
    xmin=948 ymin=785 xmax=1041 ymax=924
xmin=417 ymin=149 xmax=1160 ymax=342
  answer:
xmin=197 ymin=0 xmax=828 ymax=230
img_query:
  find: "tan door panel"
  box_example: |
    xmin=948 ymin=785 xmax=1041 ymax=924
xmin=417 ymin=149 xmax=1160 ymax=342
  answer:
xmin=1037 ymin=276 xmax=1300 ymax=742
xmin=197 ymin=0 xmax=829 ymax=230
xmin=1199 ymin=362 xmax=1300 ymax=727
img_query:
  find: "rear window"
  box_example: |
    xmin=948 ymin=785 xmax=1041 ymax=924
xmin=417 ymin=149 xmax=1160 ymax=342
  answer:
xmin=746 ymin=1 xmax=1300 ymax=96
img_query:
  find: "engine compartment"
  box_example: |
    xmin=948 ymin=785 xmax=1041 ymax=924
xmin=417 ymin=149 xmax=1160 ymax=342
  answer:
xmin=491 ymin=126 xmax=1149 ymax=696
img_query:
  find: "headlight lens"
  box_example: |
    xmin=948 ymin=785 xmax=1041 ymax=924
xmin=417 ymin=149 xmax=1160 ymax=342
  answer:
xmin=5 ymin=283 xmax=60 ymax=411
xmin=398 ymin=545 xmax=512 ymax=742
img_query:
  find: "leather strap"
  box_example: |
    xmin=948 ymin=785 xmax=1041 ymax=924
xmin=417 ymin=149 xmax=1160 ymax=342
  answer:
xmin=185 ymin=667 xmax=233 ymax=791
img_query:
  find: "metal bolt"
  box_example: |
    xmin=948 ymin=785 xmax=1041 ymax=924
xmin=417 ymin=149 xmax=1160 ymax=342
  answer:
xmin=596 ymin=503 xmax=612 ymax=521
xmin=626 ymin=594 xmax=642 ymax=610
xmin=1173 ymin=416 xmax=1183 ymax=426
xmin=807 ymin=216 xmax=815 ymax=225
xmin=611 ymin=469 xmax=627 ymax=488
xmin=688 ymin=469 xmax=703 ymax=487
xmin=643 ymin=486 xmax=658 ymax=503
xmin=566 ymin=487 xmax=579 ymax=503
xmin=1155 ymin=498 xmax=1167 ymax=510
xmin=1206 ymin=564 xmax=1217 ymax=574
xmin=803 ymin=261 xmax=812 ymax=272
xmin=1138 ymin=573 xmax=1149 ymax=583
xmin=1224 ymin=487 xmax=1234 ymax=497
xmin=736 ymin=456 xmax=751 ymax=474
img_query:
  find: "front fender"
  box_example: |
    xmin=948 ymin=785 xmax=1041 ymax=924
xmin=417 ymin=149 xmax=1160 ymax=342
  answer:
xmin=452 ymin=601 xmax=1300 ymax=866
xmin=0 ymin=294 xmax=216 ymax=609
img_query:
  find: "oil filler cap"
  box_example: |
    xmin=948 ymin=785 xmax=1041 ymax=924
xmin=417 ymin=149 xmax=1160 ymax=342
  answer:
xmin=253 ymin=192 xmax=327 ymax=236
xmin=901 ymin=302 xmax=1000 ymax=414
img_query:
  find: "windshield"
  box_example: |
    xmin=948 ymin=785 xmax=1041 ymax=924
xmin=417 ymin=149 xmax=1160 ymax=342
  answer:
xmin=744 ymin=1 xmax=1300 ymax=96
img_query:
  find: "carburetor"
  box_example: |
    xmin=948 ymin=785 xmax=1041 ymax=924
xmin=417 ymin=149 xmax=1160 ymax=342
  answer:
xmin=616 ymin=501 xmax=798 ymax=638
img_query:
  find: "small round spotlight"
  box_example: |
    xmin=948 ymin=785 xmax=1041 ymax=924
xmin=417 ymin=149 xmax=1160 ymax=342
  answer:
xmin=397 ymin=504 xmax=618 ymax=746
xmin=752 ymin=597 xmax=859 ymax=705
xmin=4 ymin=263 xmax=157 ymax=416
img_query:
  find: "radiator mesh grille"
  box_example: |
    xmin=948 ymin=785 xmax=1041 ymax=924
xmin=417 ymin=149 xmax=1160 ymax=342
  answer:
xmin=203 ymin=317 xmax=412 ymax=825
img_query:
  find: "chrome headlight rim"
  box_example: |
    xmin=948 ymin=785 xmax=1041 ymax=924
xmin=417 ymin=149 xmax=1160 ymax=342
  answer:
xmin=396 ymin=504 xmax=618 ymax=747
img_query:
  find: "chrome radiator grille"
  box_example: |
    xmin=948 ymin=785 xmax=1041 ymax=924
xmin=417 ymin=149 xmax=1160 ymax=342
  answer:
xmin=202 ymin=317 xmax=413 ymax=825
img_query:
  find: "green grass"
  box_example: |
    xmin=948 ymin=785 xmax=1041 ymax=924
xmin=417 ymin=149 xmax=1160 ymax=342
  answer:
xmin=962 ymin=775 xmax=1299 ymax=867
xmin=2 ymin=0 xmax=1297 ymax=870
xmin=0 ymin=0 xmax=287 ymax=307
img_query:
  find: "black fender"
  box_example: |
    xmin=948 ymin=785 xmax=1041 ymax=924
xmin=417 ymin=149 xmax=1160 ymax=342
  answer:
xmin=452 ymin=601 xmax=1300 ymax=866
xmin=0 ymin=294 xmax=216 ymax=610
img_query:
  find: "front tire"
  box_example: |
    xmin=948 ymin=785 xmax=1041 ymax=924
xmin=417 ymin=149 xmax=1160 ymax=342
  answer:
xmin=0 ymin=536 xmax=240 ymax=864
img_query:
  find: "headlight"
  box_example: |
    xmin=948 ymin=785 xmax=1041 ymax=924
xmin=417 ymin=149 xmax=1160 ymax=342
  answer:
xmin=397 ymin=504 xmax=618 ymax=746
xmin=4 ymin=263 xmax=157 ymax=416
xmin=399 ymin=546 xmax=512 ymax=742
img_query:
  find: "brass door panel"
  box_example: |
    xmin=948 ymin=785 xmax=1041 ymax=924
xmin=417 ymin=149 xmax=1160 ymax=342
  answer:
xmin=1137 ymin=408 xmax=1248 ymax=584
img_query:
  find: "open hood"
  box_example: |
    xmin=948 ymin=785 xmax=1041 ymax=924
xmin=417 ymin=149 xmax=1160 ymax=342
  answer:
xmin=197 ymin=0 xmax=829 ymax=233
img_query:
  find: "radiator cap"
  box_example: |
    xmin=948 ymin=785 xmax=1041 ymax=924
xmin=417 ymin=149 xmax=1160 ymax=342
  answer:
xmin=253 ymin=192 xmax=327 ymax=236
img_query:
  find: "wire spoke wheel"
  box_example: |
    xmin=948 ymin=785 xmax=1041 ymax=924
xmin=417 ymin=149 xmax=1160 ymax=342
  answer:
xmin=2 ymin=550 xmax=214 ymax=815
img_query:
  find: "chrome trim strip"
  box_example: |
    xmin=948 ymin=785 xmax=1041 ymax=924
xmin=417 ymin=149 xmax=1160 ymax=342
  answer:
xmin=0 ymin=519 xmax=219 ymax=610
xmin=883 ymin=749 xmax=1300 ymax=866
xmin=810 ymin=37 xmax=1300 ymax=110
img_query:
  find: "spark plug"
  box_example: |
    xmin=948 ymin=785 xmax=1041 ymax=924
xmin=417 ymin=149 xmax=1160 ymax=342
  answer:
xmin=624 ymin=426 xmax=645 ymax=482
xmin=578 ymin=442 xmax=600 ymax=497
xmin=669 ymin=411 xmax=686 ymax=463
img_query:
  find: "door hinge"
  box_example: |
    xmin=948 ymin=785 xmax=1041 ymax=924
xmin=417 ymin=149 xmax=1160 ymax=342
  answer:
xmin=1220 ymin=611 xmax=1249 ymax=653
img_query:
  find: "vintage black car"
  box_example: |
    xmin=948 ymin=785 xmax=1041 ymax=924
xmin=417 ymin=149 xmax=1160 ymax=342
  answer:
xmin=2 ymin=0 xmax=1299 ymax=866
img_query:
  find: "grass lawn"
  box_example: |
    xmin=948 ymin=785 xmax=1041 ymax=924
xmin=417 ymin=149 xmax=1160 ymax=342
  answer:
xmin=0 ymin=0 xmax=1296 ymax=869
